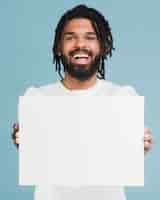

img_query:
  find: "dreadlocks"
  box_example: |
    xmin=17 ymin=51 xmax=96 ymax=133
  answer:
xmin=52 ymin=4 xmax=114 ymax=80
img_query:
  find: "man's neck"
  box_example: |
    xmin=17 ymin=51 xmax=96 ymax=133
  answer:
xmin=62 ymin=72 xmax=97 ymax=90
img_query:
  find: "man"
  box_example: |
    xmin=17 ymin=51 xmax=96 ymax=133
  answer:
xmin=12 ymin=4 xmax=153 ymax=200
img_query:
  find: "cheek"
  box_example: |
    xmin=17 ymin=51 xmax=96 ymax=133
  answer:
xmin=90 ymin=42 xmax=101 ymax=54
xmin=61 ymin=44 xmax=73 ymax=56
xmin=91 ymin=46 xmax=101 ymax=56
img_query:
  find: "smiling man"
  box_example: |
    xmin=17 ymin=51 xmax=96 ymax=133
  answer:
xmin=58 ymin=18 xmax=102 ymax=83
xmin=12 ymin=4 xmax=153 ymax=200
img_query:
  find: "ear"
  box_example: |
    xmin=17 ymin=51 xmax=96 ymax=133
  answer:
xmin=57 ymin=52 xmax=61 ymax=56
xmin=101 ymin=45 xmax=109 ymax=57
xmin=57 ymin=44 xmax=62 ymax=56
xmin=99 ymin=47 xmax=105 ymax=57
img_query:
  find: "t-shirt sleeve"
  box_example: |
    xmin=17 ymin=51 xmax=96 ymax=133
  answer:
xmin=117 ymin=85 xmax=139 ymax=96
xmin=23 ymin=86 xmax=41 ymax=96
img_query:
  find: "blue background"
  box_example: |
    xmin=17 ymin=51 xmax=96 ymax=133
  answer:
xmin=0 ymin=0 xmax=159 ymax=199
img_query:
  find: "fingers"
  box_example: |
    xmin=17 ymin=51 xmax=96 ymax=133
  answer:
xmin=144 ymin=128 xmax=153 ymax=143
xmin=13 ymin=137 xmax=19 ymax=148
xmin=12 ymin=122 xmax=19 ymax=148
xmin=144 ymin=128 xmax=153 ymax=154
xmin=13 ymin=123 xmax=19 ymax=131
xmin=144 ymin=141 xmax=151 ymax=152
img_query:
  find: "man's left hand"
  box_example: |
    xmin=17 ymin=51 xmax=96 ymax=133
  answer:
xmin=144 ymin=128 xmax=153 ymax=154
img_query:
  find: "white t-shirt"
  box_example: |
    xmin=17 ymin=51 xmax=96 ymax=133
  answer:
xmin=24 ymin=78 xmax=138 ymax=200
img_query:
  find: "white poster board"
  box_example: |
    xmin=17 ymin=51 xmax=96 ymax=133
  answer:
xmin=19 ymin=96 xmax=144 ymax=186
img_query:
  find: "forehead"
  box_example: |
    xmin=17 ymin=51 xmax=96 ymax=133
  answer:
xmin=62 ymin=18 xmax=96 ymax=34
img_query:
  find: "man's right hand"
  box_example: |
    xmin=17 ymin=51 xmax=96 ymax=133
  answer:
xmin=12 ymin=123 xmax=19 ymax=149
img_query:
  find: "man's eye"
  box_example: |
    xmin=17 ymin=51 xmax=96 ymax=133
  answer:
xmin=86 ymin=36 xmax=97 ymax=40
xmin=65 ymin=36 xmax=74 ymax=40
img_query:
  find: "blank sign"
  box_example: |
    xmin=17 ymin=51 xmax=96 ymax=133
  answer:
xmin=18 ymin=96 xmax=144 ymax=186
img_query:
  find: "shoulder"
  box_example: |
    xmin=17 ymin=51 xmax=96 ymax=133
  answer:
xmin=23 ymin=81 xmax=60 ymax=96
xmin=100 ymin=79 xmax=138 ymax=96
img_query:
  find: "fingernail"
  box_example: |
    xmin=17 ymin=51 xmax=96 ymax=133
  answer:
xmin=13 ymin=123 xmax=16 ymax=128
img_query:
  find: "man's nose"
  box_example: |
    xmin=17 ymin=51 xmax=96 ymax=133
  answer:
xmin=74 ymin=37 xmax=86 ymax=48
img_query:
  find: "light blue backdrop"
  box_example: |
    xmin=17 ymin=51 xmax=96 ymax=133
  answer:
xmin=0 ymin=0 xmax=159 ymax=199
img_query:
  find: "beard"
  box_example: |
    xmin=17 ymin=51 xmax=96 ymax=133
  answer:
xmin=60 ymin=48 xmax=101 ymax=81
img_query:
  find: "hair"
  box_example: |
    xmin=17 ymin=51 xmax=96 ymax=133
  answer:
xmin=52 ymin=4 xmax=115 ymax=80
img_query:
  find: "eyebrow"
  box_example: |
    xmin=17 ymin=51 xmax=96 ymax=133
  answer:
xmin=63 ymin=32 xmax=97 ymax=36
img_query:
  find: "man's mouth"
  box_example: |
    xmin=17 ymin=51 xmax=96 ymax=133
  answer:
xmin=71 ymin=53 xmax=91 ymax=64
xmin=73 ymin=54 xmax=89 ymax=59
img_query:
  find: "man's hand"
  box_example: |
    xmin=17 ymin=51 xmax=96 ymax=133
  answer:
xmin=144 ymin=128 xmax=153 ymax=154
xmin=12 ymin=123 xmax=19 ymax=149
xmin=12 ymin=123 xmax=153 ymax=154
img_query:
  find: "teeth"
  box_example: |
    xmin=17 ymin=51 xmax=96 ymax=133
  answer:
xmin=73 ymin=54 xmax=89 ymax=59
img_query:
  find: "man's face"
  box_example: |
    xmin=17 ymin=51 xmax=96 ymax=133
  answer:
xmin=58 ymin=18 xmax=101 ymax=81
